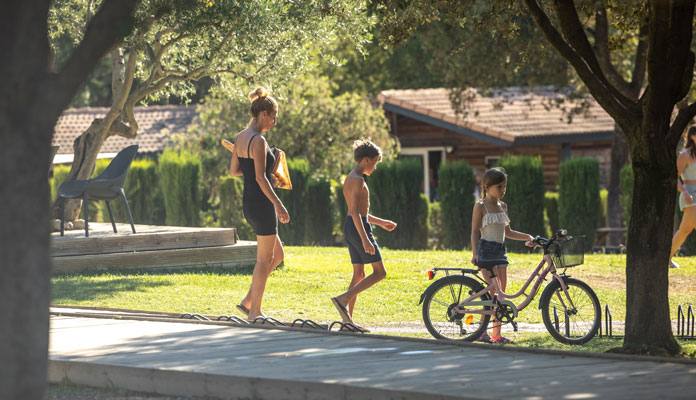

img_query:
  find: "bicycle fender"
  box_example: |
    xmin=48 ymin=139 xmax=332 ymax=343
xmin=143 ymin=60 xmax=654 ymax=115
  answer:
xmin=419 ymin=275 xmax=484 ymax=305
xmin=538 ymin=276 xmax=568 ymax=309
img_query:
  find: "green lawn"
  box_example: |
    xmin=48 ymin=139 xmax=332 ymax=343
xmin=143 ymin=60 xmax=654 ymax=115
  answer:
xmin=51 ymin=246 xmax=696 ymax=356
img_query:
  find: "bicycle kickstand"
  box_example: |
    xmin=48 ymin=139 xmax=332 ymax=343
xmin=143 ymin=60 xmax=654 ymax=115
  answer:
xmin=511 ymin=320 xmax=518 ymax=332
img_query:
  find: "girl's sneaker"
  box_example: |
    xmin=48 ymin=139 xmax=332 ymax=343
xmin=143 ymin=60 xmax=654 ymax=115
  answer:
xmin=669 ymin=260 xmax=680 ymax=269
xmin=490 ymin=336 xmax=514 ymax=344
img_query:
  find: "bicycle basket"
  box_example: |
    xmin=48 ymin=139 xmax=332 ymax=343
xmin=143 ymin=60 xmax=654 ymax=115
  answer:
xmin=551 ymin=236 xmax=585 ymax=268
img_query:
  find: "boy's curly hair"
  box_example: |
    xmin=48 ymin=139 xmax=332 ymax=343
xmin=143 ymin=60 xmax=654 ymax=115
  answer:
xmin=353 ymin=140 xmax=382 ymax=162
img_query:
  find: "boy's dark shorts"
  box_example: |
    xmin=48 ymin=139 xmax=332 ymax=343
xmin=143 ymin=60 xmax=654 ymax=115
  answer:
xmin=343 ymin=216 xmax=382 ymax=264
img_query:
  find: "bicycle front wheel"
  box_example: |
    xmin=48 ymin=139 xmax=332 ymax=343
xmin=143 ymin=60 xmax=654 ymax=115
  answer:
xmin=540 ymin=277 xmax=600 ymax=345
xmin=421 ymin=275 xmax=491 ymax=341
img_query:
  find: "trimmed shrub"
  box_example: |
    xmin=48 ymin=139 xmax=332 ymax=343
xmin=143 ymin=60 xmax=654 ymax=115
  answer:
xmin=544 ymin=191 xmax=559 ymax=237
xmin=306 ymin=178 xmax=333 ymax=245
xmin=368 ymin=158 xmax=428 ymax=249
xmin=597 ymin=189 xmax=608 ymax=228
xmin=218 ymin=176 xmax=254 ymax=240
xmin=558 ymin=158 xmax=600 ymax=250
xmin=159 ymin=149 xmax=202 ymax=227
xmin=496 ymin=156 xmax=545 ymax=252
xmin=278 ymin=158 xmax=310 ymax=245
xmin=437 ymin=161 xmax=476 ymax=249
xmin=619 ymin=163 xmax=633 ymax=227
xmin=334 ymin=181 xmax=348 ymax=237
xmin=428 ymin=201 xmax=444 ymax=249
xmin=49 ymin=164 xmax=71 ymax=204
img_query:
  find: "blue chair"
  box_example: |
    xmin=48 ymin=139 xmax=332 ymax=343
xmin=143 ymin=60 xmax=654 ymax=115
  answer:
xmin=59 ymin=144 xmax=139 ymax=237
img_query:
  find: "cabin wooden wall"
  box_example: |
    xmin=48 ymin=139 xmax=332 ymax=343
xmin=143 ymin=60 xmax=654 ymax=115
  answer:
xmin=388 ymin=112 xmax=612 ymax=191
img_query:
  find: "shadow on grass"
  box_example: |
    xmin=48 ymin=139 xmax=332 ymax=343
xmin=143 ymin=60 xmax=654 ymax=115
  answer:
xmin=53 ymin=265 xmax=259 ymax=278
xmin=51 ymin=277 xmax=173 ymax=303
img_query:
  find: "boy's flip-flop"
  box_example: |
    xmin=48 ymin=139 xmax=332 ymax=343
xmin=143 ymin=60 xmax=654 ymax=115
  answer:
xmin=236 ymin=304 xmax=250 ymax=317
xmin=331 ymin=297 xmax=351 ymax=322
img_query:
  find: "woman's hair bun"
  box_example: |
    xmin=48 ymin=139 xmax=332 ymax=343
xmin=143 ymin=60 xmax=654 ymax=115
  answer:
xmin=248 ymin=86 xmax=269 ymax=102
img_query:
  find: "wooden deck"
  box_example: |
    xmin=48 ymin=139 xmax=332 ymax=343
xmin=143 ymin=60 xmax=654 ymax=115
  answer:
xmin=48 ymin=310 xmax=696 ymax=399
xmin=51 ymin=223 xmax=257 ymax=273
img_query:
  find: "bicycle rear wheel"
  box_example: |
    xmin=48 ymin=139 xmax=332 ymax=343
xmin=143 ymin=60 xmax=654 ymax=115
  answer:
xmin=540 ymin=277 xmax=600 ymax=345
xmin=421 ymin=275 xmax=491 ymax=341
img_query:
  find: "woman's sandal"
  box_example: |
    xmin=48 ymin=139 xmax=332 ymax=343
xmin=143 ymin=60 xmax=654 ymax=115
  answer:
xmin=490 ymin=336 xmax=514 ymax=344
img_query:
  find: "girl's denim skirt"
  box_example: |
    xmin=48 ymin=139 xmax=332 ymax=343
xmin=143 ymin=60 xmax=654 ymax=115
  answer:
xmin=478 ymin=238 xmax=508 ymax=267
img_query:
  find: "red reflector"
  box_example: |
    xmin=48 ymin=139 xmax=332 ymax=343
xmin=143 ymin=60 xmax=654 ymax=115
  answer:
xmin=427 ymin=270 xmax=434 ymax=280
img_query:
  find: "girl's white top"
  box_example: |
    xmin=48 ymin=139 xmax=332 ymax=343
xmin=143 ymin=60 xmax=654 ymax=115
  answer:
xmin=479 ymin=200 xmax=509 ymax=243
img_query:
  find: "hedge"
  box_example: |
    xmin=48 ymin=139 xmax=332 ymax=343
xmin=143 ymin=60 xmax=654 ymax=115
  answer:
xmin=619 ymin=163 xmax=633 ymax=228
xmin=159 ymin=148 xmax=201 ymax=227
xmin=437 ymin=161 xmax=476 ymax=249
xmin=218 ymin=176 xmax=254 ymax=240
xmin=306 ymin=178 xmax=334 ymax=245
xmin=558 ymin=158 xmax=600 ymax=251
xmin=496 ymin=156 xmax=545 ymax=252
xmin=368 ymin=158 xmax=428 ymax=249
xmin=544 ymin=191 xmax=559 ymax=237
xmin=277 ymin=158 xmax=311 ymax=245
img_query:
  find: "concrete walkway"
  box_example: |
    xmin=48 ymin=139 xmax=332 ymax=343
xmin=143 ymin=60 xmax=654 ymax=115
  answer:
xmin=49 ymin=314 xmax=696 ymax=400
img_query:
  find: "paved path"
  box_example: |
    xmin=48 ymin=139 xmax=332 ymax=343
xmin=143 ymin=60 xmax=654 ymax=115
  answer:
xmin=49 ymin=314 xmax=696 ymax=400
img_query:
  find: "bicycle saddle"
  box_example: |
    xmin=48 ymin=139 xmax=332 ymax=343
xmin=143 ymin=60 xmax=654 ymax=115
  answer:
xmin=476 ymin=259 xmax=509 ymax=269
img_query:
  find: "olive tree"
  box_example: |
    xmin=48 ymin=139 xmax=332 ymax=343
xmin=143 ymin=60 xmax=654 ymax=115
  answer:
xmin=50 ymin=0 xmax=372 ymax=223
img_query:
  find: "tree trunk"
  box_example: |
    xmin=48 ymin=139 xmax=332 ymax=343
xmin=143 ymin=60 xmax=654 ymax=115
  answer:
xmin=622 ymin=120 xmax=681 ymax=355
xmin=0 ymin=114 xmax=53 ymax=400
xmin=1 ymin=2 xmax=138 ymax=397
xmin=606 ymin=123 xmax=628 ymax=246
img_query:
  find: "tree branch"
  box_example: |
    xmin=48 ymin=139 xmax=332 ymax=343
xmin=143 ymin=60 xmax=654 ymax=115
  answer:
xmin=592 ymin=4 xmax=632 ymax=96
xmin=552 ymin=0 xmax=634 ymax=108
xmin=630 ymin=23 xmax=649 ymax=96
xmin=522 ymin=0 xmax=639 ymax=129
xmin=49 ymin=0 xmax=139 ymax=110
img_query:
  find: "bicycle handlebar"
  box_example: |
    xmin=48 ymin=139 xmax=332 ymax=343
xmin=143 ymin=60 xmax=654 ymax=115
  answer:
xmin=532 ymin=229 xmax=568 ymax=251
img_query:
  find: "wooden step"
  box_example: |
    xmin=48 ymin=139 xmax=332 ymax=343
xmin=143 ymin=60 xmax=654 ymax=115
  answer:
xmin=52 ymin=241 xmax=257 ymax=274
xmin=52 ymin=227 xmax=237 ymax=257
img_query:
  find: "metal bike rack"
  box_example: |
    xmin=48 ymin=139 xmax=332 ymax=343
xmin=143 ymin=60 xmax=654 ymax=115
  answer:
xmin=599 ymin=303 xmax=695 ymax=340
xmin=250 ymin=316 xmax=284 ymax=326
xmin=216 ymin=315 xmax=249 ymax=324
xmin=291 ymin=318 xmax=325 ymax=330
xmin=180 ymin=313 xmax=211 ymax=321
xmin=598 ymin=304 xmax=614 ymax=338
xmin=677 ymin=304 xmax=695 ymax=339
xmin=328 ymin=321 xmax=365 ymax=333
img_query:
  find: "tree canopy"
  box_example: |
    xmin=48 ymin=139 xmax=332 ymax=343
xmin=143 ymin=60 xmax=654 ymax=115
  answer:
xmin=49 ymin=0 xmax=374 ymax=222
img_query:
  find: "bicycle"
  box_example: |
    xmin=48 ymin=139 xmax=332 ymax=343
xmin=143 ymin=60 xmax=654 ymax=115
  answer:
xmin=419 ymin=229 xmax=600 ymax=345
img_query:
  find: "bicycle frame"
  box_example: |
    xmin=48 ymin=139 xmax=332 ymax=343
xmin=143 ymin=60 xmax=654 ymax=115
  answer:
xmin=455 ymin=254 xmax=574 ymax=317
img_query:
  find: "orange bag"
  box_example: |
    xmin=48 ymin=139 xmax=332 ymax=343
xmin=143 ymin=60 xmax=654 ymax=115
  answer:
xmin=271 ymin=149 xmax=292 ymax=190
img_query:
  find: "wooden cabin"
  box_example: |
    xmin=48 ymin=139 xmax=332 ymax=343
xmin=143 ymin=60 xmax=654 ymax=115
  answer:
xmin=377 ymin=87 xmax=615 ymax=196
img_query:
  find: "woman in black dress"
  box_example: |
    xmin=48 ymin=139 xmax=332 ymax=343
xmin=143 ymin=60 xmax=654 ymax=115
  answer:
xmin=229 ymin=86 xmax=290 ymax=321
